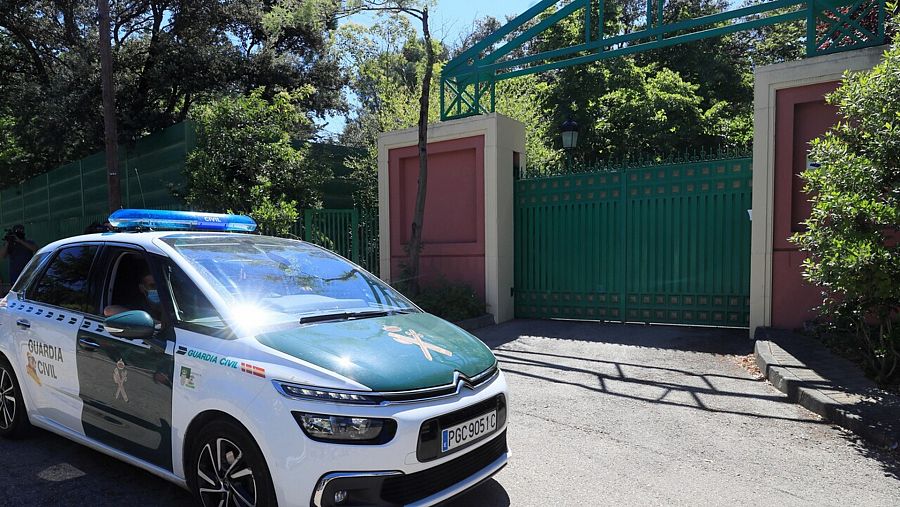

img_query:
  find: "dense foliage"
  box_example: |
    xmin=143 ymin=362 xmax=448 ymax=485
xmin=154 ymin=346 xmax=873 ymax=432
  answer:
xmin=185 ymin=89 xmax=329 ymax=236
xmin=0 ymin=0 xmax=345 ymax=185
xmin=336 ymin=0 xmax=817 ymax=185
xmin=793 ymin=31 xmax=900 ymax=384
xmin=338 ymin=14 xmax=562 ymax=211
xmin=409 ymin=280 xmax=486 ymax=322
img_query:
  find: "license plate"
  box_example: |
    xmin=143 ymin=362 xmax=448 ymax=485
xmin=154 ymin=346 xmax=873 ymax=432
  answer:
xmin=441 ymin=410 xmax=497 ymax=453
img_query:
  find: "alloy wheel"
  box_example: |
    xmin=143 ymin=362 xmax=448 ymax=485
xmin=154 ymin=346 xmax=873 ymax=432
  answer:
xmin=197 ymin=437 xmax=257 ymax=507
xmin=0 ymin=367 xmax=16 ymax=430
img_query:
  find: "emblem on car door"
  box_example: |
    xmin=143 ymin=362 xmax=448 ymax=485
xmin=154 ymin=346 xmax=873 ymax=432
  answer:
xmin=382 ymin=326 xmax=452 ymax=361
xmin=113 ymin=359 xmax=129 ymax=402
xmin=26 ymin=352 xmax=41 ymax=386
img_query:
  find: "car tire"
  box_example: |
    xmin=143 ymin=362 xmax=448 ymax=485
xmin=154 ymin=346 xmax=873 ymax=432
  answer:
xmin=0 ymin=355 xmax=31 ymax=439
xmin=188 ymin=419 xmax=278 ymax=507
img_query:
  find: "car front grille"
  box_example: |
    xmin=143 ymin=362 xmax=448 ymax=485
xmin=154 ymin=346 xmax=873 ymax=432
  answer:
xmin=378 ymin=365 xmax=499 ymax=403
xmin=380 ymin=430 xmax=508 ymax=505
xmin=416 ymin=393 xmax=507 ymax=462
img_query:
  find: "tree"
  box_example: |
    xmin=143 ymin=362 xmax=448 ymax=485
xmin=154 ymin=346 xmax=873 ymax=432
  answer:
xmin=339 ymin=0 xmax=435 ymax=295
xmin=519 ymin=0 xmax=755 ymax=163
xmin=0 ymin=0 xmax=345 ymax=185
xmin=742 ymin=0 xmax=806 ymax=66
xmin=184 ymin=88 xmax=328 ymax=236
xmin=792 ymin=28 xmax=900 ymax=383
xmin=0 ymin=114 xmax=24 ymax=170
xmin=98 ymin=0 xmax=122 ymax=212
xmin=338 ymin=12 xmax=561 ymax=276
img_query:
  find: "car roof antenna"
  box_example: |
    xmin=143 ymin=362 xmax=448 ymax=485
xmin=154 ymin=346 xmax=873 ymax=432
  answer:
xmin=134 ymin=167 xmax=147 ymax=208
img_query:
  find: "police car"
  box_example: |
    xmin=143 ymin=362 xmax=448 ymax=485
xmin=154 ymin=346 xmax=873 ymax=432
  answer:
xmin=0 ymin=209 xmax=508 ymax=507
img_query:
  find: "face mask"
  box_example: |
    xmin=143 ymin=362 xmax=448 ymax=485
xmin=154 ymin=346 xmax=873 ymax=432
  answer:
xmin=146 ymin=289 xmax=160 ymax=305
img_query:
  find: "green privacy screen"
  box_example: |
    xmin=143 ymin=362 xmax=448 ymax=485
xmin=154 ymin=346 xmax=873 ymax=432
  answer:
xmin=514 ymin=156 xmax=752 ymax=328
xmin=0 ymin=122 xmax=193 ymax=250
xmin=0 ymin=122 xmax=374 ymax=282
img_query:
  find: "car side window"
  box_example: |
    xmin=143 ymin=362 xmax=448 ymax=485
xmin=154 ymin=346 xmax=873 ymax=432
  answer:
xmin=100 ymin=250 xmax=161 ymax=321
xmin=164 ymin=262 xmax=227 ymax=333
xmin=11 ymin=251 xmax=50 ymax=294
xmin=27 ymin=245 xmax=98 ymax=313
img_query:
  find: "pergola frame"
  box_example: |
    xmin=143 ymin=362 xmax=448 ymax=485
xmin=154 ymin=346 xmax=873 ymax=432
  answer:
xmin=440 ymin=0 xmax=886 ymax=120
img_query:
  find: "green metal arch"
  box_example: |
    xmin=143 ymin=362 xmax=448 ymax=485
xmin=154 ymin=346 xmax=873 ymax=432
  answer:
xmin=440 ymin=0 xmax=886 ymax=121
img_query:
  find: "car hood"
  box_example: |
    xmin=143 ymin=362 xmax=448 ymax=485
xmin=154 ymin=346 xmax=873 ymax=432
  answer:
xmin=255 ymin=313 xmax=496 ymax=392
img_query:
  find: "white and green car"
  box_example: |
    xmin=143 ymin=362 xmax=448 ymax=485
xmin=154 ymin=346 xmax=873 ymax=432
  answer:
xmin=0 ymin=210 xmax=509 ymax=507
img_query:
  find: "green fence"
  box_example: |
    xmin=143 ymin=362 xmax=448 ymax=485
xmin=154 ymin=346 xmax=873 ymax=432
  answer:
xmin=514 ymin=155 xmax=752 ymax=327
xmin=0 ymin=122 xmax=193 ymax=245
xmin=300 ymin=209 xmax=380 ymax=276
xmin=0 ymin=121 xmax=378 ymax=281
xmin=0 ymin=123 xmax=193 ymax=282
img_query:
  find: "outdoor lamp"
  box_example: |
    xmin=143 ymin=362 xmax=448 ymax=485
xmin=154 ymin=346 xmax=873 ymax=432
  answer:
xmin=560 ymin=117 xmax=579 ymax=149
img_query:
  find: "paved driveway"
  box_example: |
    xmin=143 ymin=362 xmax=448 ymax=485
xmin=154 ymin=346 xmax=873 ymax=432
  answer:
xmin=1 ymin=320 xmax=898 ymax=506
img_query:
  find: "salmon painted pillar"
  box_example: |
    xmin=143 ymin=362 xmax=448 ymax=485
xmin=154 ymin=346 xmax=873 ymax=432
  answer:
xmin=378 ymin=113 xmax=525 ymax=324
xmin=749 ymin=46 xmax=886 ymax=335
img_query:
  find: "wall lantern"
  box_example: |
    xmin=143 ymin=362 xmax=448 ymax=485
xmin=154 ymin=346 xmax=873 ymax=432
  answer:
xmin=560 ymin=117 xmax=579 ymax=150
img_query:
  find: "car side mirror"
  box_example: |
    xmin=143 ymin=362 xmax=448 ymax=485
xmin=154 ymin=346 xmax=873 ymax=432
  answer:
xmin=105 ymin=310 xmax=156 ymax=339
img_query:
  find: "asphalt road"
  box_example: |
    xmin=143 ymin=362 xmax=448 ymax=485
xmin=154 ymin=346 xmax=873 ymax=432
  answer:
xmin=2 ymin=320 xmax=899 ymax=506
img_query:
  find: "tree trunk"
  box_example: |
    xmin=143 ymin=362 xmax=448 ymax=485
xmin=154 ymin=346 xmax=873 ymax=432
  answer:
xmin=98 ymin=0 xmax=121 ymax=212
xmin=405 ymin=7 xmax=433 ymax=297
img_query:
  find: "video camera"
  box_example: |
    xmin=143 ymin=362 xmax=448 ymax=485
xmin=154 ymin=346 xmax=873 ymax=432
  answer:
xmin=4 ymin=225 xmax=24 ymax=243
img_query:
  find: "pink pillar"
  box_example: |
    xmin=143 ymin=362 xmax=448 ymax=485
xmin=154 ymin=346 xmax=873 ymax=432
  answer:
xmin=750 ymin=45 xmax=885 ymax=334
xmin=770 ymin=82 xmax=839 ymax=330
xmin=378 ymin=114 xmax=525 ymax=323
xmin=387 ymin=136 xmax=487 ymax=300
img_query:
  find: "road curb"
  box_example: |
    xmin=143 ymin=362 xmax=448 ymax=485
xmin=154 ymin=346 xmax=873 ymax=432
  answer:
xmin=754 ymin=329 xmax=898 ymax=450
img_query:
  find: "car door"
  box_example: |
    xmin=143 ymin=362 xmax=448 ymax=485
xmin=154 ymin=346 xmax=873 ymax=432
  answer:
xmin=75 ymin=245 xmax=176 ymax=471
xmin=10 ymin=244 xmax=100 ymax=433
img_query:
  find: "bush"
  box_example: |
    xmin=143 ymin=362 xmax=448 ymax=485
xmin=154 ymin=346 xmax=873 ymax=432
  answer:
xmin=185 ymin=88 xmax=327 ymax=236
xmin=792 ymin=31 xmax=900 ymax=384
xmin=407 ymin=280 xmax=485 ymax=323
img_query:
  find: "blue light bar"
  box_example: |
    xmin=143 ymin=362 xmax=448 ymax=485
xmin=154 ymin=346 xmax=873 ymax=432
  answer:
xmin=108 ymin=209 xmax=257 ymax=232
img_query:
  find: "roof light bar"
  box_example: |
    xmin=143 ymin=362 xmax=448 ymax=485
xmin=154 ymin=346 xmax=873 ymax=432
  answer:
xmin=108 ymin=209 xmax=257 ymax=232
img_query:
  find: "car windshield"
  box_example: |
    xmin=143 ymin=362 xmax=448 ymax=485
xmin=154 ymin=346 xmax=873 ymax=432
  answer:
xmin=160 ymin=234 xmax=417 ymax=327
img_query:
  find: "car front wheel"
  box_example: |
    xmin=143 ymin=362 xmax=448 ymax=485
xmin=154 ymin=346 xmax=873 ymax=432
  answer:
xmin=188 ymin=419 xmax=278 ymax=507
xmin=0 ymin=355 xmax=31 ymax=438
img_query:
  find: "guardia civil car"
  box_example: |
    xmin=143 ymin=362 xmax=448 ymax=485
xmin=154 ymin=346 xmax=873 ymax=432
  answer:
xmin=0 ymin=209 xmax=508 ymax=507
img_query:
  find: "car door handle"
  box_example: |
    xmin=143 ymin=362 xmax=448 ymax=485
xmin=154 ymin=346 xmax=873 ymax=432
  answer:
xmin=78 ymin=337 xmax=100 ymax=350
xmin=16 ymin=319 xmax=30 ymax=329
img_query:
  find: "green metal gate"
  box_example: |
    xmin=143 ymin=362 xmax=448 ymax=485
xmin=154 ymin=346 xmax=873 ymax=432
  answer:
xmin=514 ymin=155 xmax=752 ymax=327
xmin=301 ymin=209 xmax=380 ymax=276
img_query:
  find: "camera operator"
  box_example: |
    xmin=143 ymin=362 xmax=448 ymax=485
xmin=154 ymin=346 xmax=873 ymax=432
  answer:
xmin=0 ymin=224 xmax=38 ymax=284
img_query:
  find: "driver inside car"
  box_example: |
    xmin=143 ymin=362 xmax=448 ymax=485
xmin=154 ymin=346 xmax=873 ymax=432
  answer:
xmin=103 ymin=272 xmax=162 ymax=321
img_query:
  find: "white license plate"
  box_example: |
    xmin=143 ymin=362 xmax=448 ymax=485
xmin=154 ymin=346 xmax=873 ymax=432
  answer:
xmin=441 ymin=410 xmax=497 ymax=453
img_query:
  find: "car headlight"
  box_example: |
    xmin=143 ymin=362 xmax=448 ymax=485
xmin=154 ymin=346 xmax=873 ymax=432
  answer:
xmin=274 ymin=381 xmax=382 ymax=405
xmin=292 ymin=412 xmax=396 ymax=444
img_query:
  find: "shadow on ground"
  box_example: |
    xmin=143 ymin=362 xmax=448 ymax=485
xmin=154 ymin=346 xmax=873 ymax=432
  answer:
xmin=476 ymin=318 xmax=900 ymax=483
xmin=0 ymin=430 xmax=192 ymax=507
xmin=477 ymin=318 xmax=754 ymax=356
xmin=841 ymin=432 xmax=900 ymax=481
xmin=443 ymin=479 xmax=510 ymax=507
xmin=476 ymin=319 xmax=820 ymax=422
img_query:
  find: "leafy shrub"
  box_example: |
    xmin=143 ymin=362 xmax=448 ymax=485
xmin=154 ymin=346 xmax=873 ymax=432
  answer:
xmin=792 ymin=29 xmax=900 ymax=384
xmin=185 ymin=88 xmax=327 ymax=236
xmin=408 ymin=280 xmax=485 ymax=323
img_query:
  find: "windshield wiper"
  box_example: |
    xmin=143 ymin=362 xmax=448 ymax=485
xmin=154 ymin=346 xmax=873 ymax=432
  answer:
xmin=299 ymin=310 xmax=391 ymax=324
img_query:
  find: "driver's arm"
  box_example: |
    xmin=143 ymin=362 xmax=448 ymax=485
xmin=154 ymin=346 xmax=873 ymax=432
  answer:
xmin=103 ymin=305 xmax=129 ymax=317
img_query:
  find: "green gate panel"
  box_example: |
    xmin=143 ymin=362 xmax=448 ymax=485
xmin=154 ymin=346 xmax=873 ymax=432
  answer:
xmin=304 ymin=209 xmax=359 ymax=264
xmin=514 ymin=157 xmax=752 ymax=328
